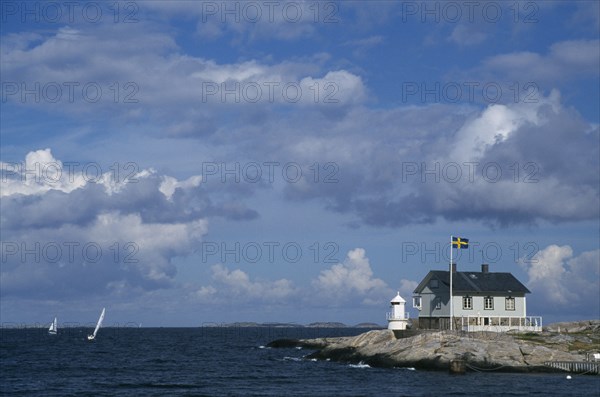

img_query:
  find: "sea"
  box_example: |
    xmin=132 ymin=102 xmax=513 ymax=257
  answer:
xmin=1 ymin=327 xmax=598 ymax=396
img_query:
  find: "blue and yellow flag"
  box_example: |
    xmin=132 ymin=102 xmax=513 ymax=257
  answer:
xmin=452 ymin=236 xmax=469 ymax=249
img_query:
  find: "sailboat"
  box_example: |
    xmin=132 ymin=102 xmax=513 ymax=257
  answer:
xmin=48 ymin=317 xmax=57 ymax=335
xmin=87 ymin=307 xmax=105 ymax=341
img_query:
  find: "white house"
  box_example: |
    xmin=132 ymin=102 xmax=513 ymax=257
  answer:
xmin=412 ymin=264 xmax=542 ymax=332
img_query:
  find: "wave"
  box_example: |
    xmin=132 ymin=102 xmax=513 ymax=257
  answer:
xmin=348 ymin=361 xmax=370 ymax=369
xmin=282 ymin=356 xmax=318 ymax=363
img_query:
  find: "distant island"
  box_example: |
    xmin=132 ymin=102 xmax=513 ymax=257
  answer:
xmin=201 ymin=322 xmax=384 ymax=328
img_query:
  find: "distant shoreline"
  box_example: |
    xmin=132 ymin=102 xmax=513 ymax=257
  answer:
xmin=3 ymin=320 xmax=598 ymax=330
xmin=200 ymin=322 xmax=384 ymax=328
xmin=0 ymin=322 xmax=385 ymax=329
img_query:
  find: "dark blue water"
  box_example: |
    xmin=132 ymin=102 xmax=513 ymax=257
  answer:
xmin=1 ymin=327 xmax=598 ymax=396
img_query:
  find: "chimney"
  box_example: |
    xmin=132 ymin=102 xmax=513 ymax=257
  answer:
xmin=451 ymin=263 xmax=457 ymax=273
xmin=481 ymin=264 xmax=489 ymax=273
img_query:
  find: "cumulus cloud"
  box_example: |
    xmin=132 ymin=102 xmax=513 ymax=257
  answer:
xmin=192 ymin=249 xmax=406 ymax=308
xmin=312 ymin=248 xmax=391 ymax=305
xmin=520 ymin=245 xmax=599 ymax=316
xmin=159 ymin=175 xmax=203 ymax=201
xmin=1 ymin=212 xmax=208 ymax=298
xmin=194 ymin=264 xmax=297 ymax=303
xmin=482 ymin=39 xmax=600 ymax=82
xmin=279 ymin=91 xmax=598 ymax=227
xmin=1 ymin=148 xmax=86 ymax=197
xmin=0 ymin=149 xmax=219 ymax=300
xmin=448 ymin=91 xmax=559 ymax=163
xmin=1 ymin=149 xmax=259 ymax=230
xmin=6 ymin=22 xmax=596 ymax=231
xmin=1 ymin=23 xmax=367 ymax=134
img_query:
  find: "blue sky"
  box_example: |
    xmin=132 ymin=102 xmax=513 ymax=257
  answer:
xmin=1 ymin=1 xmax=599 ymax=327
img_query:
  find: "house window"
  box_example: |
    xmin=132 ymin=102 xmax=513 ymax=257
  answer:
xmin=506 ymin=297 xmax=515 ymax=311
xmin=430 ymin=279 xmax=438 ymax=289
xmin=413 ymin=296 xmax=422 ymax=309
xmin=484 ymin=296 xmax=494 ymax=310
xmin=463 ymin=296 xmax=473 ymax=310
xmin=435 ymin=299 xmax=441 ymax=310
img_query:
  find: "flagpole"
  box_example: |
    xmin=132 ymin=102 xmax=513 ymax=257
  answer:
xmin=450 ymin=235 xmax=453 ymax=331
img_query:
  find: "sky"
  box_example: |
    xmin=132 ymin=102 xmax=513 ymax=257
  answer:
xmin=0 ymin=0 xmax=599 ymax=327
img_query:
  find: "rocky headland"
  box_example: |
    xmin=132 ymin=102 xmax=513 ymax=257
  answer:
xmin=268 ymin=320 xmax=600 ymax=373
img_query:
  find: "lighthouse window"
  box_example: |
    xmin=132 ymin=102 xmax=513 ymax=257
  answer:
xmin=463 ymin=296 xmax=473 ymax=310
xmin=484 ymin=296 xmax=494 ymax=310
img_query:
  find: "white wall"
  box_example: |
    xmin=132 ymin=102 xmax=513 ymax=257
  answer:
xmin=453 ymin=295 xmax=526 ymax=317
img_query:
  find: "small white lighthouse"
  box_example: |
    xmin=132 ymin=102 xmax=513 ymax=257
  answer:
xmin=387 ymin=291 xmax=409 ymax=330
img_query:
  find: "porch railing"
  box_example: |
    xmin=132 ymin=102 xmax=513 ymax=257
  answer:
xmin=460 ymin=315 xmax=542 ymax=332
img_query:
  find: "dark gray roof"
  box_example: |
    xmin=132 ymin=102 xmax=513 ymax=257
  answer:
xmin=414 ymin=270 xmax=530 ymax=294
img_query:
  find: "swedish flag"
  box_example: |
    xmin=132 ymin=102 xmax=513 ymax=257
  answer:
xmin=452 ymin=236 xmax=469 ymax=249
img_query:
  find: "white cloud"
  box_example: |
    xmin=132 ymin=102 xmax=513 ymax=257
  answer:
xmin=449 ymin=90 xmax=560 ymax=163
xmin=299 ymin=70 xmax=366 ymax=106
xmin=1 ymin=23 xmax=366 ymax=127
xmin=192 ymin=248 xmax=413 ymax=309
xmin=278 ymin=90 xmax=598 ymax=226
xmin=193 ymin=248 xmax=396 ymax=308
xmin=1 ymin=212 xmax=208 ymax=297
xmin=397 ymin=279 xmax=418 ymax=299
xmin=91 ymin=212 xmax=208 ymax=268
xmin=195 ymin=285 xmax=217 ymax=299
xmin=192 ymin=248 xmax=403 ymax=308
xmin=159 ymin=175 xmax=203 ymax=201
xmin=312 ymin=248 xmax=391 ymax=305
xmin=482 ymin=39 xmax=600 ymax=82
xmin=449 ymin=25 xmax=486 ymax=46
xmin=2 ymin=149 xmax=204 ymax=201
xmin=427 ymin=90 xmax=599 ymax=224
xmin=190 ymin=60 xmax=268 ymax=84
xmin=1 ymin=149 xmax=210 ymax=298
xmin=520 ymin=245 xmax=599 ymax=313
xmin=1 ymin=148 xmax=86 ymax=197
xmin=194 ymin=264 xmax=297 ymax=303
xmin=344 ymin=35 xmax=385 ymax=57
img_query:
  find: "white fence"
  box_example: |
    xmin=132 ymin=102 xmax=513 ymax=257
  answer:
xmin=460 ymin=315 xmax=542 ymax=333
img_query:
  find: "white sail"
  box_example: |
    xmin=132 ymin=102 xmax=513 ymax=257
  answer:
xmin=48 ymin=317 xmax=57 ymax=335
xmin=87 ymin=308 xmax=105 ymax=340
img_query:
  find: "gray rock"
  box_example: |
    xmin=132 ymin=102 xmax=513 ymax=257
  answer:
xmin=289 ymin=330 xmax=587 ymax=372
